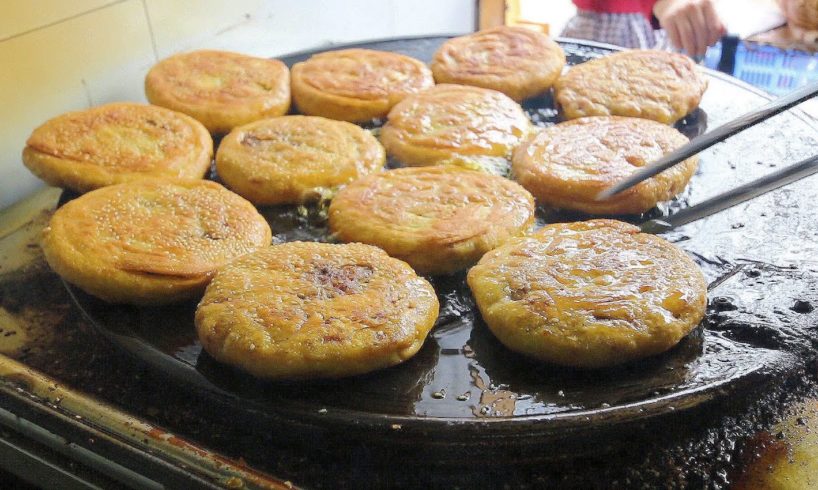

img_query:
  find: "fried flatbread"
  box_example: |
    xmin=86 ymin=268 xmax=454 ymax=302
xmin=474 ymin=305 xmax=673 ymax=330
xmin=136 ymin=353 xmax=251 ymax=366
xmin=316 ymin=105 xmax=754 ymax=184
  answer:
xmin=216 ymin=115 xmax=385 ymax=205
xmin=23 ymin=103 xmax=212 ymax=193
xmin=432 ymin=26 xmax=565 ymax=101
xmin=196 ymin=242 xmax=439 ymax=379
xmin=42 ymin=179 xmax=271 ymax=305
xmin=291 ymin=48 xmax=433 ymax=122
xmin=329 ymin=166 xmax=535 ymax=275
xmin=554 ymin=50 xmax=707 ymax=124
xmin=145 ymin=50 xmax=290 ymax=134
xmin=467 ymin=219 xmax=707 ymax=367
xmin=512 ymin=116 xmax=697 ymax=214
xmin=380 ymin=84 xmax=531 ymax=174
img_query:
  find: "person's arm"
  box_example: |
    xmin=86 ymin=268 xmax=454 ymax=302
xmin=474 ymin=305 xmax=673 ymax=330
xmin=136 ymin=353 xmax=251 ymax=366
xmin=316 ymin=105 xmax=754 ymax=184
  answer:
xmin=653 ymin=0 xmax=726 ymax=57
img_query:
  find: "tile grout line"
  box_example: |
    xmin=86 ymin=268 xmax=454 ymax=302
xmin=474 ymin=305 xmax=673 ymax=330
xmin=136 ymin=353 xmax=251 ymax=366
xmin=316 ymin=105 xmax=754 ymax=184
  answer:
xmin=0 ymin=0 xmax=127 ymax=44
xmin=140 ymin=0 xmax=159 ymax=62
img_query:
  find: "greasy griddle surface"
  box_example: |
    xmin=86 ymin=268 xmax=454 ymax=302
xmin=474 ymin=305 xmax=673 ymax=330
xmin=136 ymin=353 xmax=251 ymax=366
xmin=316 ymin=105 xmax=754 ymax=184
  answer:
xmin=66 ymin=39 xmax=818 ymax=448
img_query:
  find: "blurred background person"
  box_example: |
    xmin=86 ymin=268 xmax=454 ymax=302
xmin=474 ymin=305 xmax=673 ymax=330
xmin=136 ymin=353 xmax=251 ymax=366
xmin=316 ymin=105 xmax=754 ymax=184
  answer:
xmin=561 ymin=0 xmax=726 ymax=56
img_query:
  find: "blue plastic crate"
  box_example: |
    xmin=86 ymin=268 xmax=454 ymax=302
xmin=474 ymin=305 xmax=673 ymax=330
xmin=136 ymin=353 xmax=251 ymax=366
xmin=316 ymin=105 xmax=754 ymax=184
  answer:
xmin=704 ymin=41 xmax=818 ymax=96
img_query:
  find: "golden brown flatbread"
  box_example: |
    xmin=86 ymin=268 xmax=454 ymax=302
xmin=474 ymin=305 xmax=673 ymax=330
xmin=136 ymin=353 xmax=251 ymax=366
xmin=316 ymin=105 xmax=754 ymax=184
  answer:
xmin=329 ymin=166 xmax=535 ymax=275
xmin=467 ymin=219 xmax=707 ymax=368
xmin=380 ymin=84 xmax=531 ymax=174
xmin=216 ymin=115 xmax=384 ymax=205
xmin=145 ymin=50 xmax=290 ymax=134
xmin=512 ymin=116 xmax=697 ymax=214
xmin=196 ymin=242 xmax=439 ymax=379
xmin=42 ymin=179 xmax=271 ymax=305
xmin=554 ymin=50 xmax=707 ymax=124
xmin=432 ymin=26 xmax=565 ymax=101
xmin=23 ymin=103 xmax=213 ymax=194
xmin=291 ymin=48 xmax=433 ymax=122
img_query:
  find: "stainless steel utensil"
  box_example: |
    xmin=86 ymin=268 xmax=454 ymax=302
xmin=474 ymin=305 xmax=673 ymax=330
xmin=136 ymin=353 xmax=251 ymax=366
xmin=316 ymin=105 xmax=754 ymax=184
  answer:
xmin=599 ymin=81 xmax=818 ymax=200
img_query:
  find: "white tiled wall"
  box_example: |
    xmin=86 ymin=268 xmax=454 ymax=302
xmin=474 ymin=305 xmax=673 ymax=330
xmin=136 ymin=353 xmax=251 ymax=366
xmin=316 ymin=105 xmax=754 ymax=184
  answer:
xmin=1 ymin=0 xmax=476 ymax=210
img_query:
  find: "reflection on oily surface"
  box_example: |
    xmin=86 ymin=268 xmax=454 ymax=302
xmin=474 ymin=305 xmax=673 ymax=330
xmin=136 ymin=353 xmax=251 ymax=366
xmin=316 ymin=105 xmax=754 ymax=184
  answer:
xmin=70 ymin=251 xmax=794 ymax=421
xmin=733 ymin=400 xmax=818 ymax=489
xmin=469 ymin=361 xmax=519 ymax=418
xmin=195 ymin=333 xmax=441 ymax=415
xmin=458 ymin=316 xmax=782 ymax=418
xmin=675 ymin=107 xmax=709 ymax=140
xmin=73 ymin=285 xmax=441 ymax=415
xmin=66 ymin=235 xmax=818 ymax=426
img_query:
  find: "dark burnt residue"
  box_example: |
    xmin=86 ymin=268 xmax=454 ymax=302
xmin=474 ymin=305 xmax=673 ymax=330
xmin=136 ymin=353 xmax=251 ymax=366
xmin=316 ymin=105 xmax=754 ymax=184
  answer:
xmin=792 ymin=299 xmax=815 ymax=314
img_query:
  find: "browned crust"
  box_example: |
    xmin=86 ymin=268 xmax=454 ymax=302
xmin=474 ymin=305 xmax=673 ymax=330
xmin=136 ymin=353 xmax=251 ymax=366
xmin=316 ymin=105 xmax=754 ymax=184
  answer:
xmin=467 ymin=219 xmax=707 ymax=367
xmin=329 ymin=166 xmax=535 ymax=275
xmin=512 ymin=116 xmax=698 ymax=214
xmin=290 ymin=48 xmax=434 ymax=122
xmin=195 ymin=242 xmax=439 ymax=379
xmin=554 ymin=50 xmax=707 ymax=124
xmin=215 ymin=115 xmax=385 ymax=205
xmin=41 ymin=179 xmax=271 ymax=305
xmin=379 ymin=84 xmax=531 ymax=174
xmin=431 ymin=26 xmax=566 ymax=101
xmin=145 ymin=50 xmax=291 ymax=134
xmin=23 ymin=103 xmax=213 ymax=193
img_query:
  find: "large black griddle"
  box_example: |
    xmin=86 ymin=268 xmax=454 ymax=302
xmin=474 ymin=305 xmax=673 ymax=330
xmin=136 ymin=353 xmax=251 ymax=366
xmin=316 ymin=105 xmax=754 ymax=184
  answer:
xmin=64 ymin=37 xmax=818 ymax=457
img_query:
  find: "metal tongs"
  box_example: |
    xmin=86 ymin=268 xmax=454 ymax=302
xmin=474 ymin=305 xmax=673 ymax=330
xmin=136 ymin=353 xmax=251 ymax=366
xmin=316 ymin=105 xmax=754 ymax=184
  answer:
xmin=594 ymin=81 xmax=818 ymax=233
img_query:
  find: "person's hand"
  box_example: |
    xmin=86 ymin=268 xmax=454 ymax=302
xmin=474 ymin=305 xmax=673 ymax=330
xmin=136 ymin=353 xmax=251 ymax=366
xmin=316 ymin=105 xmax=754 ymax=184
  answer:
xmin=653 ymin=0 xmax=726 ymax=57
